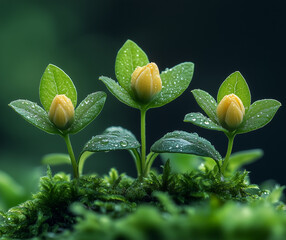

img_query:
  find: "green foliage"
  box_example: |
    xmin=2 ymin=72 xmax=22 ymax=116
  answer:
xmin=184 ymin=112 xmax=227 ymax=132
xmin=160 ymin=153 xmax=203 ymax=173
xmin=236 ymin=99 xmax=281 ymax=134
xmin=226 ymin=149 xmax=263 ymax=174
xmin=39 ymin=64 xmax=77 ymax=112
xmin=42 ymin=153 xmax=71 ymax=166
xmin=0 ymin=162 xmax=273 ymax=239
xmin=100 ymin=40 xmax=194 ymax=110
xmin=10 ymin=65 xmax=107 ymax=136
xmin=9 ymin=64 xmax=108 ymax=178
xmin=115 ymin=40 xmax=149 ymax=95
xmin=151 ymin=131 xmax=222 ymax=165
xmin=9 ymin=100 xmax=60 ymax=135
xmin=188 ymin=72 xmax=281 ymax=135
xmin=5 ymin=40 xmax=283 ymax=240
xmin=99 ymin=76 xmax=140 ymax=108
xmin=217 ymin=71 xmax=251 ymax=110
xmin=68 ymin=92 xmax=107 ymax=134
xmin=0 ymin=168 xmax=132 ymax=239
xmin=161 ymin=149 xmax=263 ymax=177
xmin=147 ymin=62 xmax=194 ymax=109
xmin=82 ymin=126 xmax=140 ymax=153
xmin=56 ymin=194 xmax=286 ymax=240
xmin=0 ymin=171 xmax=26 ymax=210
xmin=191 ymin=89 xmax=219 ymax=123
xmin=79 ymin=127 xmax=140 ymax=174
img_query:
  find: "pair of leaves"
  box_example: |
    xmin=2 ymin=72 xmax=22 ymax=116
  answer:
xmin=43 ymin=127 xmax=222 ymax=175
xmin=185 ymin=72 xmax=281 ymax=134
xmin=9 ymin=64 xmax=106 ymax=135
xmin=100 ymin=40 xmax=194 ymax=110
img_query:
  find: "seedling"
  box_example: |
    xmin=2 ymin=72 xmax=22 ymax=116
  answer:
xmin=9 ymin=64 xmax=107 ymax=178
xmin=98 ymin=40 xmax=196 ymax=179
xmin=184 ymin=71 xmax=281 ymax=176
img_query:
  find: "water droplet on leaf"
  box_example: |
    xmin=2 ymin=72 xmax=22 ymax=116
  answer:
xmin=101 ymin=139 xmax=109 ymax=145
xmin=120 ymin=140 xmax=128 ymax=147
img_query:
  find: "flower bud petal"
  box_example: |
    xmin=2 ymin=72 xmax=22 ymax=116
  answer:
xmin=49 ymin=94 xmax=75 ymax=130
xmin=131 ymin=62 xmax=162 ymax=103
xmin=217 ymin=94 xmax=245 ymax=130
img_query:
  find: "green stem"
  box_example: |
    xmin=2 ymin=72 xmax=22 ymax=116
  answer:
xmin=144 ymin=152 xmax=159 ymax=176
xmin=63 ymin=134 xmax=79 ymax=179
xmin=129 ymin=149 xmax=141 ymax=176
xmin=140 ymin=109 xmax=147 ymax=179
xmin=221 ymin=133 xmax=235 ymax=176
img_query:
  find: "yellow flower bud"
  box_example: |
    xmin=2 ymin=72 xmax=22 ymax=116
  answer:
xmin=217 ymin=94 xmax=245 ymax=130
xmin=131 ymin=62 xmax=162 ymax=103
xmin=48 ymin=94 xmax=75 ymax=130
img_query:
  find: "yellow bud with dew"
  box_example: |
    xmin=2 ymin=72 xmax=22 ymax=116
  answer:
xmin=48 ymin=94 xmax=75 ymax=130
xmin=131 ymin=62 xmax=162 ymax=103
xmin=217 ymin=93 xmax=245 ymax=130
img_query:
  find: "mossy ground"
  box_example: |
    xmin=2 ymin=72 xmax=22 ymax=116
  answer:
xmin=0 ymin=161 xmax=285 ymax=240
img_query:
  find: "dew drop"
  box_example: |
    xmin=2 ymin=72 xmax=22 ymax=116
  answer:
xmin=192 ymin=118 xmax=196 ymax=121
xmin=204 ymin=121 xmax=210 ymax=125
xmin=120 ymin=140 xmax=128 ymax=147
xmin=100 ymin=139 xmax=109 ymax=145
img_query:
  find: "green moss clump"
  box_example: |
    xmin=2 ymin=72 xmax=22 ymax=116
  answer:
xmin=0 ymin=162 xmax=284 ymax=239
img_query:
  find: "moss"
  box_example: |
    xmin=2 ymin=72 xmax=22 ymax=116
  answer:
xmin=0 ymin=162 xmax=284 ymax=239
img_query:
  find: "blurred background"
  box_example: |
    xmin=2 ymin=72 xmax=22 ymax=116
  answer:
xmin=0 ymin=0 xmax=285 ymax=195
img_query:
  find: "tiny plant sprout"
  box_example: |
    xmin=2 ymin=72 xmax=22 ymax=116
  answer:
xmin=9 ymin=64 xmax=107 ymax=179
xmin=99 ymin=40 xmax=194 ymax=179
xmin=49 ymin=94 xmax=75 ymax=130
xmin=217 ymin=93 xmax=245 ymax=130
xmin=131 ymin=62 xmax=162 ymax=103
xmin=184 ymin=71 xmax=281 ymax=177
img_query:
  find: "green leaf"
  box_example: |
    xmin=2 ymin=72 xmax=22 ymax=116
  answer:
xmin=217 ymin=71 xmax=251 ymax=110
xmin=148 ymin=62 xmax=194 ymax=109
xmin=151 ymin=131 xmax=222 ymax=162
xmin=81 ymin=126 xmax=140 ymax=154
xmin=68 ymin=92 xmax=107 ymax=134
xmin=267 ymin=186 xmax=285 ymax=203
xmin=0 ymin=170 xmax=26 ymax=209
xmin=184 ymin=112 xmax=226 ymax=132
xmin=160 ymin=153 xmax=203 ymax=173
xmin=192 ymin=89 xmax=218 ymax=123
xmin=115 ymin=40 xmax=149 ymax=94
xmin=9 ymin=100 xmax=60 ymax=134
xmin=227 ymin=149 xmax=263 ymax=173
xmin=39 ymin=64 xmax=77 ymax=112
xmin=42 ymin=153 xmax=71 ymax=166
xmin=236 ymin=99 xmax=281 ymax=134
xmin=99 ymin=76 xmax=140 ymax=109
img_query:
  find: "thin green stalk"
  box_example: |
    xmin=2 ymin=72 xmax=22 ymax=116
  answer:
xmin=63 ymin=134 xmax=79 ymax=179
xmin=140 ymin=109 xmax=147 ymax=178
xmin=144 ymin=152 xmax=159 ymax=176
xmin=221 ymin=133 xmax=235 ymax=176
xmin=129 ymin=149 xmax=141 ymax=177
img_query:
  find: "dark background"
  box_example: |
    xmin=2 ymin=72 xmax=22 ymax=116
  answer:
xmin=0 ymin=0 xmax=285 ymax=184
